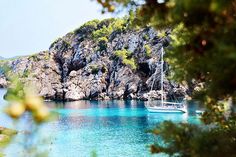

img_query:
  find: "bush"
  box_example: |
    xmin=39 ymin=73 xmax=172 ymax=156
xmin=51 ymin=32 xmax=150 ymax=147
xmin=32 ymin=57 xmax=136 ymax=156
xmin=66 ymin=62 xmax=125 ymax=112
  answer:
xmin=22 ymin=69 xmax=30 ymax=78
xmin=0 ymin=63 xmax=10 ymax=74
xmin=90 ymin=65 xmax=99 ymax=74
xmin=112 ymin=18 xmax=126 ymax=31
xmin=115 ymin=49 xmax=132 ymax=59
xmin=114 ymin=49 xmax=136 ymax=70
xmin=144 ymin=44 xmax=151 ymax=57
xmin=123 ymin=58 xmax=136 ymax=70
xmin=74 ymin=19 xmax=100 ymax=34
xmin=92 ymin=18 xmax=126 ymax=40
xmin=98 ymin=37 xmax=108 ymax=43
xmin=115 ymin=50 xmax=127 ymax=59
xmin=98 ymin=37 xmax=108 ymax=51
xmin=44 ymin=53 xmax=50 ymax=60
xmin=81 ymin=19 xmax=100 ymax=28
xmin=29 ymin=54 xmax=39 ymax=62
xmin=98 ymin=18 xmax=116 ymax=28
xmin=143 ymin=34 xmax=149 ymax=41
xmin=92 ymin=25 xmax=113 ymax=39
xmin=158 ymin=30 xmax=167 ymax=38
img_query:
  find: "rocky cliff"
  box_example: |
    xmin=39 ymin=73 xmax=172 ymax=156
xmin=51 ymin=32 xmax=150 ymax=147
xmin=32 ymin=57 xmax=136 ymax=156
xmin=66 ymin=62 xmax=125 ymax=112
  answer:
xmin=0 ymin=18 xmax=187 ymax=101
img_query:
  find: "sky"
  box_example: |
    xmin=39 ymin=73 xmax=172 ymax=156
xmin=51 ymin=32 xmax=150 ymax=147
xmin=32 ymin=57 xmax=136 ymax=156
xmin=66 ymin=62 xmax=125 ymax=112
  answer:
xmin=0 ymin=0 xmax=114 ymax=58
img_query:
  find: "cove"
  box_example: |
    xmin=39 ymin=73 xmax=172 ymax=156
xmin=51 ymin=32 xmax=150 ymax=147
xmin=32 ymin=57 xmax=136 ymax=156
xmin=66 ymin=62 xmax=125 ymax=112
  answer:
xmin=0 ymin=89 xmax=200 ymax=157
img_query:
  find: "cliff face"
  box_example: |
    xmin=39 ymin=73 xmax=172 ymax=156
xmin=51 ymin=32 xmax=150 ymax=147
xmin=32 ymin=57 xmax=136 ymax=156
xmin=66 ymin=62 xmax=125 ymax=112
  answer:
xmin=0 ymin=19 xmax=187 ymax=101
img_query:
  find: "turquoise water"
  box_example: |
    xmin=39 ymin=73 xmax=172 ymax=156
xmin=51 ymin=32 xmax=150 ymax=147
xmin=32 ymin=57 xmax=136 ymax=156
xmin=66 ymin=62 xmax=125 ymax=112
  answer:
xmin=0 ymin=89 xmax=200 ymax=157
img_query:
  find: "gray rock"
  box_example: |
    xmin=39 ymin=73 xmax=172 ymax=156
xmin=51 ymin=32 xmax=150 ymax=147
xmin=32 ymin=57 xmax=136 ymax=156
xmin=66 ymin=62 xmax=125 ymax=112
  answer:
xmin=0 ymin=75 xmax=7 ymax=88
xmin=1 ymin=20 xmax=189 ymax=101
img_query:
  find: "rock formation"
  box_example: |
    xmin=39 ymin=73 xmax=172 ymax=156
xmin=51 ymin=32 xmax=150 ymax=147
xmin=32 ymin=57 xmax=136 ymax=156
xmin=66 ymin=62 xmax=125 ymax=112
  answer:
xmin=0 ymin=18 xmax=187 ymax=101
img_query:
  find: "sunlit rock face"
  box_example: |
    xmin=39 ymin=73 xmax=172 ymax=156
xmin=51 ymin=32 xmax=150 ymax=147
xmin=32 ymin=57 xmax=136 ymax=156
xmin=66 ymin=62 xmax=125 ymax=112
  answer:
xmin=0 ymin=19 xmax=187 ymax=101
xmin=0 ymin=76 xmax=7 ymax=88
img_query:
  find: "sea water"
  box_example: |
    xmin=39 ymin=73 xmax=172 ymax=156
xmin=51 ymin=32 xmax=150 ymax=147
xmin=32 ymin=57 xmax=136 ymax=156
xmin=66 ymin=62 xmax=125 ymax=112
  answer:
xmin=0 ymin=89 xmax=200 ymax=157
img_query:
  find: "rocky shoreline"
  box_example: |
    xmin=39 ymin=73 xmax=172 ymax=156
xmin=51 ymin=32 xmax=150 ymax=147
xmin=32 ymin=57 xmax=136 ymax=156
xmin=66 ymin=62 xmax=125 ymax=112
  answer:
xmin=0 ymin=18 xmax=188 ymax=101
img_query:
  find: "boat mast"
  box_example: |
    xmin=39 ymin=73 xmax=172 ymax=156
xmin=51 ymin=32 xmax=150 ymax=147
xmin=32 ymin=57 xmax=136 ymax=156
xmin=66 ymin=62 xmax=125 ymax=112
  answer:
xmin=161 ymin=47 xmax=164 ymax=105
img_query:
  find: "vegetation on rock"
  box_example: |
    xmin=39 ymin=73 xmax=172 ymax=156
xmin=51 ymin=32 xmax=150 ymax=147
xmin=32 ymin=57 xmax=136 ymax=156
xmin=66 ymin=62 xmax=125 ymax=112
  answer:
xmin=115 ymin=49 xmax=136 ymax=70
xmin=98 ymin=37 xmax=108 ymax=51
xmin=144 ymin=44 xmax=151 ymax=57
xmin=90 ymin=65 xmax=100 ymax=75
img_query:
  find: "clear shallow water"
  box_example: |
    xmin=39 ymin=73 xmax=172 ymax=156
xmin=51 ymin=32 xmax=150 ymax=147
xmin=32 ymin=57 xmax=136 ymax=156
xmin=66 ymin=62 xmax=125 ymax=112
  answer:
xmin=0 ymin=89 xmax=200 ymax=157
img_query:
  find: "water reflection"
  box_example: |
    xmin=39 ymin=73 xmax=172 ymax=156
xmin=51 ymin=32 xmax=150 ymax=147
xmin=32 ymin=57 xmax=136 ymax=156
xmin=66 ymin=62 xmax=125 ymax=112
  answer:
xmin=46 ymin=100 xmax=144 ymax=110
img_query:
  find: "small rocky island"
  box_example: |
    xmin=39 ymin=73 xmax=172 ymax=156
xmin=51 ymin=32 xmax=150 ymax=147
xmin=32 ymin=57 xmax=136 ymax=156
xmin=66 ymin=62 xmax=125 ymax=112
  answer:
xmin=0 ymin=18 xmax=187 ymax=101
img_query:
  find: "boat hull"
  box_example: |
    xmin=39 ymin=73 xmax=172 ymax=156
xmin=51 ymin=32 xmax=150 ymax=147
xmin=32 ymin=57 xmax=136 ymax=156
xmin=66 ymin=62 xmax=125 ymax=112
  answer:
xmin=195 ymin=110 xmax=204 ymax=114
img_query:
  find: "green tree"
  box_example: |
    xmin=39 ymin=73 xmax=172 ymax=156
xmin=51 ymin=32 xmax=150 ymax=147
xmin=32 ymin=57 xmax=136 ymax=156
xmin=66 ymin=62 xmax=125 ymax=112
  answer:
xmin=97 ymin=0 xmax=236 ymax=156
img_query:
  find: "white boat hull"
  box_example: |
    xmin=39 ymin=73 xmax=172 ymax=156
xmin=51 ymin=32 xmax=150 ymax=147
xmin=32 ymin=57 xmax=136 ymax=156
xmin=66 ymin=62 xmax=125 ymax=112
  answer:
xmin=195 ymin=110 xmax=204 ymax=114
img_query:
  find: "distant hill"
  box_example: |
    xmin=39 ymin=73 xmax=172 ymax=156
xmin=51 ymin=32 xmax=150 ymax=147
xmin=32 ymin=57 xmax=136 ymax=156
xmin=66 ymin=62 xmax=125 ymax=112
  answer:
xmin=0 ymin=56 xmax=5 ymax=60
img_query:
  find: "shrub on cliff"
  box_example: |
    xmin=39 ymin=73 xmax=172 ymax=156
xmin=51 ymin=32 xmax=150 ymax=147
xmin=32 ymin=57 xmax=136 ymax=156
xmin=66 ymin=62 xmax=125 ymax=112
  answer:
xmin=115 ymin=49 xmax=137 ymax=70
xmin=92 ymin=25 xmax=113 ymax=39
xmin=74 ymin=19 xmax=100 ymax=35
xmin=144 ymin=44 xmax=151 ymax=57
xmin=92 ymin=18 xmax=126 ymax=40
xmin=123 ymin=58 xmax=136 ymax=70
xmin=90 ymin=65 xmax=99 ymax=75
xmin=98 ymin=37 xmax=108 ymax=51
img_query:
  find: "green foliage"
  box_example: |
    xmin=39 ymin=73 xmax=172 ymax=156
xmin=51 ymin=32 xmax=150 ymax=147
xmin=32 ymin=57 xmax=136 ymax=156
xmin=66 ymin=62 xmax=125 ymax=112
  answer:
xmin=29 ymin=54 xmax=39 ymax=62
xmin=92 ymin=25 xmax=113 ymax=39
xmin=44 ymin=53 xmax=50 ymax=60
xmin=157 ymin=30 xmax=167 ymax=38
xmin=92 ymin=18 xmax=126 ymax=40
xmin=0 ymin=127 xmax=17 ymax=148
xmin=0 ymin=62 xmax=11 ymax=74
xmin=123 ymin=58 xmax=136 ymax=70
xmin=115 ymin=50 xmax=126 ymax=58
xmin=98 ymin=37 xmax=108 ymax=43
xmin=115 ymin=49 xmax=136 ymax=70
xmin=80 ymin=19 xmax=100 ymax=29
xmin=144 ymin=44 xmax=151 ymax=57
xmin=115 ymin=49 xmax=131 ymax=59
xmin=111 ymin=18 xmax=126 ymax=31
xmin=22 ymin=69 xmax=30 ymax=78
xmin=90 ymin=65 xmax=99 ymax=75
xmin=150 ymin=121 xmax=236 ymax=157
xmin=4 ymin=77 xmax=25 ymax=102
xmin=98 ymin=37 xmax=108 ymax=51
xmin=98 ymin=0 xmax=236 ymax=156
xmin=74 ymin=19 xmax=100 ymax=34
xmin=142 ymin=34 xmax=149 ymax=41
xmin=0 ymin=60 xmax=5 ymax=64
xmin=126 ymin=10 xmax=139 ymax=30
xmin=0 ymin=128 xmax=17 ymax=136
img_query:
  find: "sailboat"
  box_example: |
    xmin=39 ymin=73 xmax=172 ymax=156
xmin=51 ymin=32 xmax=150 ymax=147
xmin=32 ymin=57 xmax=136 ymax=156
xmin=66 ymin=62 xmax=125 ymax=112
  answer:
xmin=145 ymin=47 xmax=187 ymax=113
